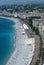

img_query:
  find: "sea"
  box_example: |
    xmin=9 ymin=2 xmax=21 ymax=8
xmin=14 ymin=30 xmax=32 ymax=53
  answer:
xmin=0 ymin=18 xmax=15 ymax=65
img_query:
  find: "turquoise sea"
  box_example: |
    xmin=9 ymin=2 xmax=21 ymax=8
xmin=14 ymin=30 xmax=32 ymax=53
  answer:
xmin=0 ymin=18 xmax=15 ymax=65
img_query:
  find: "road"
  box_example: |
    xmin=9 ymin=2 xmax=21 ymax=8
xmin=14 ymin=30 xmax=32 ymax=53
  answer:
xmin=19 ymin=19 xmax=40 ymax=65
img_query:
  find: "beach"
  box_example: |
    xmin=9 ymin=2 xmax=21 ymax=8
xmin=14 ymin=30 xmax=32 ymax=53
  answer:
xmin=0 ymin=16 xmax=35 ymax=65
xmin=1 ymin=17 xmax=35 ymax=65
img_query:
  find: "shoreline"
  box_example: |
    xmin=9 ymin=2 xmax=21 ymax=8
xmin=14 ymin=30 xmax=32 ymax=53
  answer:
xmin=0 ymin=16 xmax=35 ymax=65
xmin=0 ymin=17 xmax=16 ymax=65
xmin=4 ymin=18 xmax=17 ymax=65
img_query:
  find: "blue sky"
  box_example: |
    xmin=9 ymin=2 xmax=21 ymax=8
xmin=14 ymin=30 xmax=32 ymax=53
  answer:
xmin=0 ymin=0 xmax=44 ymax=5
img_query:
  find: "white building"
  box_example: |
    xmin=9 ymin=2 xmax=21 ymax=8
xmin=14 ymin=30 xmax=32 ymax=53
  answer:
xmin=13 ymin=12 xmax=18 ymax=17
xmin=17 ymin=12 xmax=27 ymax=19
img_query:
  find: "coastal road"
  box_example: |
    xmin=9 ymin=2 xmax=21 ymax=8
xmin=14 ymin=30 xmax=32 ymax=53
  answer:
xmin=19 ymin=19 xmax=40 ymax=65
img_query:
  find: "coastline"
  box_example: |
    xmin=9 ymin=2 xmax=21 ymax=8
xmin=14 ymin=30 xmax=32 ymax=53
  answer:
xmin=0 ymin=17 xmax=16 ymax=65
xmin=6 ymin=17 xmax=35 ymax=65
xmin=0 ymin=16 xmax=35 ymax=65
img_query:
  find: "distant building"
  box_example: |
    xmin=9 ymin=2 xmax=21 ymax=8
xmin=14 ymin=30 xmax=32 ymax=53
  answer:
xmin=13 ymin=12 xmax=18 ymax=17
xmin=41 ymin=13 xmax=44 ymax=19
xmin=7 ymin=9 xmax=13 ymax=12
xmin=17 ymin=12 xmax=28 ymax=19
xmin=0 ymin=10 xmax=3 ymax=16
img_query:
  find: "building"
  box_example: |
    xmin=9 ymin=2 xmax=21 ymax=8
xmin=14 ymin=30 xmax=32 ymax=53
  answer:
xmin=13 ymin=12 xmax=18 ymax=17
xmin=17 ymin=12 xmax=27 ymax=19
xmin=32 ymin=19 xmax=44 ymax=35
xmin=41 ymin=13 xmax=44 ymax=19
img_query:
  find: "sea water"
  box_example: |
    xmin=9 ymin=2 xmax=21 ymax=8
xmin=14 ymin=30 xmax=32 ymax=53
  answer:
xmin=0 ymin=18 xmax=15 ymax=65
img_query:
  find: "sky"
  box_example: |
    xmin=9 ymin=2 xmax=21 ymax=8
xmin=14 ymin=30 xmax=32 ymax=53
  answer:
xmin=0 ymin=0 xmax=44 ymax=5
